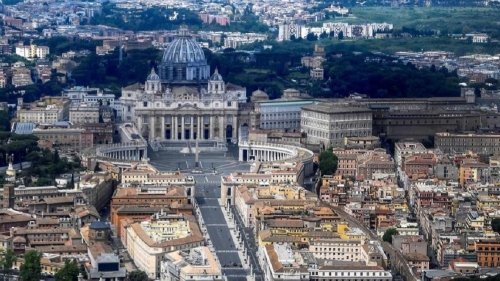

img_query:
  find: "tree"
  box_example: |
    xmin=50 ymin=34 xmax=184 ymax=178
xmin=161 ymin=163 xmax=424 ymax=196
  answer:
xmin=127 ymin=270 xmax=150 ymax=281
xmin=318 ymin=148 xmax=338 ymax=175
xmin=338 ymin=31 xmax=344 ymax=40
xmin=54 ymin=259 xmax=79 ymax=281
xmin=306 ymin=33 xmax=318 ymax=41
xmin=382 ymin=228 xmax=399 ymax=243
xmin=20 ymin=250 xmax=42 ymax=281
xmin=54 ymin=149 xmax=60 ymax=163
xmin=0 ymin=249 xmax=17 ymax=276
xmin=492 ymin=218 xmax=500 ymax=233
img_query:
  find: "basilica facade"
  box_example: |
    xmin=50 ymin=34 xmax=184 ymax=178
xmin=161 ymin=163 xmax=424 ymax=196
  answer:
xmin=119 ymin=24 xmax=246 ymax=142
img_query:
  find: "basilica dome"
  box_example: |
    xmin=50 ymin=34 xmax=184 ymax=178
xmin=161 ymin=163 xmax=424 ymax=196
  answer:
xmin=159 ymin=24 xmax=210 ymax=84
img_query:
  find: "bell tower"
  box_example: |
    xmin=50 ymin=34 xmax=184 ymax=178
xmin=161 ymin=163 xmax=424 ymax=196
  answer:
xmin=208 ymin=68 xmax=225 ymax=95
xmin=145 ymin=68 xmax=161 ymax=93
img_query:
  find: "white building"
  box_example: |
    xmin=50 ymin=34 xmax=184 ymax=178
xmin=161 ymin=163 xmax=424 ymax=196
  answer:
xmin=160 ymin=247 xmax=222 ymax=281
xmin=119 ymin=25 xmax=246 ymax=142
xmin=278 ymin=22 xmax=393 ymax=41
xmin=15 ymin=44 xmax=50 ymax=59
xmin=278 ymin=24 xmax=306 ymax=41
xmin=300 ymin=103 xmax=373 ymax=148
xmin=69 ymin=102 xmax=100 ymax=124
xmin=394 ymin=141 xmax=427 ymax=168
xmin=124 ymin=213 xmax=204 ymax=279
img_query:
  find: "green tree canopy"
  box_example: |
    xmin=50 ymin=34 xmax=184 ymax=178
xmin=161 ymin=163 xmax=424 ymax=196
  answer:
xmin=318 ymin=148 xmax=338 ymax=175
xmin=54 ymin=259 xmax=79 ymax=281
xmin=20 ymin=250 xmax=42 ymax=281
xmin=127 ymin=270 xmax=151 ymax=281
xmin=0 ymin=249 xmax=17 ymax=272
xmin=492 ymin=218 xmax=500 ymax=233
xmin=382 ymin=228 xmax=399 ymax=243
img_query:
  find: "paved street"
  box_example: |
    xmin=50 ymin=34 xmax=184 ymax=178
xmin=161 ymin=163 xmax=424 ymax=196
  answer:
xmin=150 ymin=147 xmax=254 ymax=281
xmin=231 ymin=206 xmax=264 ymax=281
xmin=195 ymin=183 xmax=248 ymax=281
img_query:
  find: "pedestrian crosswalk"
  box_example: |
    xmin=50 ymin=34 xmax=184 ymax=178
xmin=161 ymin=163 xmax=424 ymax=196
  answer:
xmin=216 ymin=250 xmax=239 ymax=253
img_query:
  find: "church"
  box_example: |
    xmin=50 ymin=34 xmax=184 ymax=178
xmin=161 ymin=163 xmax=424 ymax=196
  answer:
xmin=118 ymin=24 xmax=246 ymax=143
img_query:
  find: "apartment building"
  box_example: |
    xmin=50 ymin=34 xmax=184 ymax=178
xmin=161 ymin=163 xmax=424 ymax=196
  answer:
xmin=78 ymin=172 xmax=116 ymax=211
xmin=63 ymin=86 xmax=116 ymax=107
xmin=11 ymin=67 xmax=33 ymax=87
xmin=32 ymin=123 xmax=94 ymax=151
xmin=121 ymin=168 xmax=195 ymax=190
xmin=301 ymin=103 xmax=372 ymax=148
xmin=17 ymin=96 xmax=70 ymax=123
xmin=394 ymin=141 xmax=428 ymax=168
xmin=161 ymin=246 xmax=222 ymax=281
xmin=475 ymin=239 xmax=500 ymax=267
xmin=124 ymin=213 xmax=203 ymax=279
xmin=110 ymin=185 xmax=192 ymax=233
xmin=10 ymin=226 xmax=82 ymax=250
xmin=435 ymin=132 xmax=500 ymax=155
xmin=221 ymin=160 xmax=307 ymax=206
xmin=234 ymin=183 xmax=317 ymax=227
xmin=259 ymin=242 xmax=392 ymax=281
xmin=15 ymin=44 xmax=50 ymax=59
xmin=69 ymin=102 xmax=100 ymax=124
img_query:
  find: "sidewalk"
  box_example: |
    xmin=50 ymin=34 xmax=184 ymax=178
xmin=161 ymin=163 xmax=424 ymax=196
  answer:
xmin=219 ymin=199 xmax=251 ymax=271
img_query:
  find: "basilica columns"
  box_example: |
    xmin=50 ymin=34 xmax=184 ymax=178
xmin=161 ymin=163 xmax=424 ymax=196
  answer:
xmin=190 ymin=117 xmax=194 ymax=139
xmin=209 ymin=116 xmax=214 ymax=139
xmin=246 ymin=149 xmax=287 ymax=162
xmin=161 ymin=116 xmax=165 ymax=139
xmin=181 ymin=116 xmax=185 ymax=139
xmin=197 ymin=116 xmax=202 ymax=139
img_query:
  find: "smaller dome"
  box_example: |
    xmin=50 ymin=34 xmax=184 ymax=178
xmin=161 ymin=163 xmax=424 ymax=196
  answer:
xmin=252 ymin=89 xmax=268 ymax=98
xmin=147 ymin=68 xmax=160 ymax=81
xmin=210 ymin=68 xmax=223 ymax=81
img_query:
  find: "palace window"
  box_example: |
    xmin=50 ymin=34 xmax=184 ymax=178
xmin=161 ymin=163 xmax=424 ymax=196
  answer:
xmin=143 ymin=115 xmax=149 ymax=124
xmin=143 ymin=102 xmax=148 ymax=107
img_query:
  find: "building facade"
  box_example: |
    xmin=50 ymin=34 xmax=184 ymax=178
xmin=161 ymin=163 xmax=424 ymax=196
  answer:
xmin=16 ymin=97 xmax=70 ymax=123
xmin=257 ymin=97 xmax=315 ymax=133
xmin=435 ymin=132 xmax=500 ymax=155
xmin=69 ymin=102 xmax=100 ymax=124
xmin=118 ymin=25 xmax=246 ymax=143
xmin=161 ymin=247 xmax=222 ymax=281
xmin=301 ymin=103 xmax=372 ymax=148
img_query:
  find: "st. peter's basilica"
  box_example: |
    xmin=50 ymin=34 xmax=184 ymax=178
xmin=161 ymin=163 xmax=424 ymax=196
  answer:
xmin=119 ymin=24 xmax=247 ymax=143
